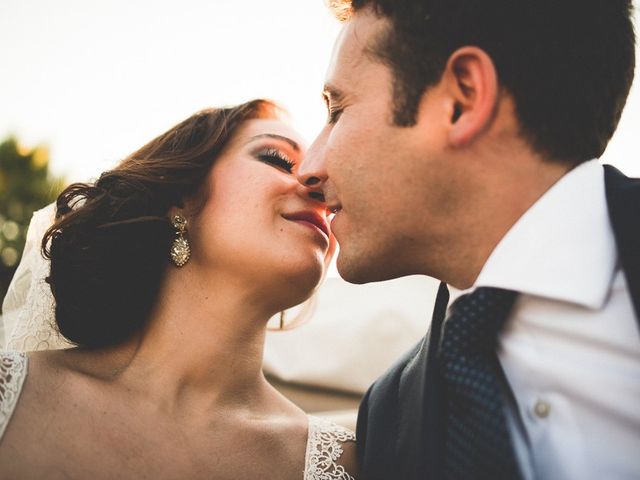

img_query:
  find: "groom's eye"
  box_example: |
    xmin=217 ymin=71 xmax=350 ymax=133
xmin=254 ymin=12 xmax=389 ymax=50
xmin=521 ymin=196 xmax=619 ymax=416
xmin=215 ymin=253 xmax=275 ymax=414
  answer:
xmin=255 ymin=148 xmax=295 ymax=173
xmin=323 ymin=91 xmax=344 ymax=125
xmin=327 ymin=106 xmax=343 ymax=124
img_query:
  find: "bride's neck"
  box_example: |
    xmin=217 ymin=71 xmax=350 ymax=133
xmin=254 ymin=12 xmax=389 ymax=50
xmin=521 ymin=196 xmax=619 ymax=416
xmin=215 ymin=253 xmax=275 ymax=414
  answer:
xmin=96 ymin=268 xmax=279 ymax=412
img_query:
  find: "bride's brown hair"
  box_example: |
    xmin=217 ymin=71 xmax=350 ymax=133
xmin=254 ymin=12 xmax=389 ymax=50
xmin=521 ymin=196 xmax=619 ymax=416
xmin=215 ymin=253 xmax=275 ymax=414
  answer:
xmin=42 ymin=99 xmax=280 ymax=348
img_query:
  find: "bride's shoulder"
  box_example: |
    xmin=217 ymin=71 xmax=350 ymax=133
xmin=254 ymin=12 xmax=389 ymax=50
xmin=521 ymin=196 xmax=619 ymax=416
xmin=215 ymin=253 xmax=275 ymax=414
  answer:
xmin=0 ymin=349 xmax=69 ymax=395
xmin=0 ymin=351 xmax=29 ymax=439
xmin=305 ymin=415 xmax=358 ymax=480
xmin=1 ymin=349 xmax=82 ymax=403
xmin=0 ymin=349 xmax=98 ymax=444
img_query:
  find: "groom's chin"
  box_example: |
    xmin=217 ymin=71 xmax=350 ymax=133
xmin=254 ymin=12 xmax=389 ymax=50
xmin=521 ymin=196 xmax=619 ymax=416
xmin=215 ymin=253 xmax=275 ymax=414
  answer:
xmin=336 ymin=251 xmax=405 ymax=285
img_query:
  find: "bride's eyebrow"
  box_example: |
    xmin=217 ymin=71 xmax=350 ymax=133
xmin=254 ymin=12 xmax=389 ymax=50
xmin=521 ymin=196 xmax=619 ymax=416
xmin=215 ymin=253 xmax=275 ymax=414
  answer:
xmin=245 ymin=134 xmax=300 ymax=152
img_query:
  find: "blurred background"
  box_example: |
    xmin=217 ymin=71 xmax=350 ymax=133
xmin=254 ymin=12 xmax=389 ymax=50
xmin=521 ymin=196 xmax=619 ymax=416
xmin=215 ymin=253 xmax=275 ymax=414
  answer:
xmin=1 ymin=0 xmax=639 ymax=425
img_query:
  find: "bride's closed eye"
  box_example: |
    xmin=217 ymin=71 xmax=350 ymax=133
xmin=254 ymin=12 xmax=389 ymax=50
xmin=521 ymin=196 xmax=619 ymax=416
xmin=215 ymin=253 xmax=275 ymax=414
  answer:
xmin=255 ymin=147 xmax=295 ymax=174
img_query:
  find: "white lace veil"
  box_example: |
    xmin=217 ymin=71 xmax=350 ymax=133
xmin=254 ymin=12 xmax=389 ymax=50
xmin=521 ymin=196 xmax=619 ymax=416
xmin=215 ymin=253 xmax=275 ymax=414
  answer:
xmin=1 ymin=203 xmax=72 ymax=351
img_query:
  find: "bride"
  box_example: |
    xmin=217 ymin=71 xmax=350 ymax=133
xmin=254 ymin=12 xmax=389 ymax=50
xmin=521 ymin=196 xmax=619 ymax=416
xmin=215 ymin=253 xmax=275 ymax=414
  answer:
xmin=0 ymin=99 xmax=356 ymax=479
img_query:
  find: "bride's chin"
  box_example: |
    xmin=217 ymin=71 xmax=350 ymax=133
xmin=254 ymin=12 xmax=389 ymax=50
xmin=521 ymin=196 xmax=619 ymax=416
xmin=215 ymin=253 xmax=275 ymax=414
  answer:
xmin=276 ymin=265 xmax=324 ymax=303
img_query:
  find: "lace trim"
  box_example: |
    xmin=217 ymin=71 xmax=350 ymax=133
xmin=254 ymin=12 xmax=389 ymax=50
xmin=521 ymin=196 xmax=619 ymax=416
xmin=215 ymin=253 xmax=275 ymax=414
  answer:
xmin=4 ymin=205 xmax=73 ymax=352
xmin=5 ymin=267 xmax=71 ymax=352
xmin=304 ymin=416 xmax=356 ymax=480
xmin=0 ymin=352 xmax=28 ymax=440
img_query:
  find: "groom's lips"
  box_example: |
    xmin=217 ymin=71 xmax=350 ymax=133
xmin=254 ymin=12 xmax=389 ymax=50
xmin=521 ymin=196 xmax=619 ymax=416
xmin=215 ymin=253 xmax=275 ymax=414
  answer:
xmin=327 ymin=204 xmax=342 ymax=234
xmin=327 ymin=203 xmax=342 ymax=214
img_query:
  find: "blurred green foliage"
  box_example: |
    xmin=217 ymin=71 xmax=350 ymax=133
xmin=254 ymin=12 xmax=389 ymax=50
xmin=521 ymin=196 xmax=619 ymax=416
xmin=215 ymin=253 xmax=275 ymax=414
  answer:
xmin=0 ymin=136 xmax=65 ymax=304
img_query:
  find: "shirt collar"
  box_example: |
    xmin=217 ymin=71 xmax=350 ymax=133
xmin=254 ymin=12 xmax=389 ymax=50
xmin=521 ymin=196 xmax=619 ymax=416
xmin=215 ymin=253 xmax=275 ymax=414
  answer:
xmin=461 ymin=159 xmax=617 ymax=310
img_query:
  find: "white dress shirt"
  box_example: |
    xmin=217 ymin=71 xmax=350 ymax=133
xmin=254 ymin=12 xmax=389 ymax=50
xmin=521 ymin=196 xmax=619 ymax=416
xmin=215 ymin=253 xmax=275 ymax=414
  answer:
xmin=450 ymin=160 xmax=640 ymax=479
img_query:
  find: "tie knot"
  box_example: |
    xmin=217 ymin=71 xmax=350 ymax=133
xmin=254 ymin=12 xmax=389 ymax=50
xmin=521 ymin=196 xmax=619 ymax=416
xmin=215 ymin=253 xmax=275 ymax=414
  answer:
xmin=440 ymin=287 xmax=518 ymax=356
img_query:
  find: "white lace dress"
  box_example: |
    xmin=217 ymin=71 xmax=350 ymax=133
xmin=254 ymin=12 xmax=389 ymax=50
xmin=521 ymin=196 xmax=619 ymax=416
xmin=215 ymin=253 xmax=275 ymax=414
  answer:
xmin=0 ymin=351 xmax=355 ymax=479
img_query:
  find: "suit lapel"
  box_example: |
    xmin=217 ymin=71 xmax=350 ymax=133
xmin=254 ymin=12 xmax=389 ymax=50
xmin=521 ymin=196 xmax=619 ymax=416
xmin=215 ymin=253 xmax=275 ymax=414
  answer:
xmin=395 ymin=282 xmax=449 ymax=478
xmin=604 ymin=165 xmax=640 ymax=321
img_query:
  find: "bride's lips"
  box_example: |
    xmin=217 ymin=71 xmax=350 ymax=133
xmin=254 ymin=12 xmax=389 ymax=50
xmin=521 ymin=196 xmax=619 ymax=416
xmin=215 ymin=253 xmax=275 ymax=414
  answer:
xmin=282 ymin=210 xmax=330 ymax=239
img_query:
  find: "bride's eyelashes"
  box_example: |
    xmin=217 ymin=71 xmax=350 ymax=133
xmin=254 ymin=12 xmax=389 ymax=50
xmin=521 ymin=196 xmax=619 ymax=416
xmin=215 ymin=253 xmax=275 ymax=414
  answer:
xmin=254 ymin=147 xmax=295 ymax=174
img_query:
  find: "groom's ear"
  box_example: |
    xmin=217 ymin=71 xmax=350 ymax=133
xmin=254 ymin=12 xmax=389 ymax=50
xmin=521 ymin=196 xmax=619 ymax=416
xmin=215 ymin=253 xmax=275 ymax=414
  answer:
xmin=440 ymin=46 xmax=500 ymax=147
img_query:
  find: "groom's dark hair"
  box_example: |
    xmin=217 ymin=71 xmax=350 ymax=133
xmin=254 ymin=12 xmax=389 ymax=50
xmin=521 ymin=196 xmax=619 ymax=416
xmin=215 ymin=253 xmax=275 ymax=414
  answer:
xmin=329 ymin=0 xmax=636 ymax=164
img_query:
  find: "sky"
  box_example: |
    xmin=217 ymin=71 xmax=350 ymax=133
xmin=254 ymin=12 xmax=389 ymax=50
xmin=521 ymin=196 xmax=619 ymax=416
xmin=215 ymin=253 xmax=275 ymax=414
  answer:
xmin=1 ymin=0 xmax=639 ymax=182
xmin=0 ymin=0 xmax=340 ymax=180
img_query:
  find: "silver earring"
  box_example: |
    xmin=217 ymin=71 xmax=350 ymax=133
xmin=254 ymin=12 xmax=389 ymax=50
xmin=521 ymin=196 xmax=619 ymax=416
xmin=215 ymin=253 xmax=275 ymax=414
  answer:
xmin=170 ymin=214 xmax=190 ymax=267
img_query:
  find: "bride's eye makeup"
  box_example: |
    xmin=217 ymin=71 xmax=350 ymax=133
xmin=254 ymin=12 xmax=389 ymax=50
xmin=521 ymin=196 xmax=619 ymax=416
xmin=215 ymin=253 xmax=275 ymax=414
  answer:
xmin=254 ymin=147 xmax=295 ymax=173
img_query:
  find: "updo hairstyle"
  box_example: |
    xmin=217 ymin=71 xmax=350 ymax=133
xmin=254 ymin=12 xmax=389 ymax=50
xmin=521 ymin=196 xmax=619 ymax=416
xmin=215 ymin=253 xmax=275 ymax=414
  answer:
xmin=42 ymin=99 xmax=279 ymax=348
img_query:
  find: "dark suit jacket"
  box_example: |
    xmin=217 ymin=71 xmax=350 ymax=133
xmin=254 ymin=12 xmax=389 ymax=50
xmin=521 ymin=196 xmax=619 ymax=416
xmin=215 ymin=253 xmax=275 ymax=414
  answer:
xmin=356 ymin=165 xmax=640 ymax=480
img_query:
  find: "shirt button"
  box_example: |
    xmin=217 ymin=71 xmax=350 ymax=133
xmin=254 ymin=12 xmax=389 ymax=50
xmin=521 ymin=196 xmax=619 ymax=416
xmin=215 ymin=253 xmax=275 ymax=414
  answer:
xmin=533 ymin=399 xmax=551 ymax=418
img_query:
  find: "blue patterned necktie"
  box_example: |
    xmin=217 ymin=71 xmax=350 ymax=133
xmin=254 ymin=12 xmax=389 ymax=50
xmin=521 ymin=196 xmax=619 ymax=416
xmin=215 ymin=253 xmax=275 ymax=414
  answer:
xmin=437 ymin=287 xmax=522 ymax=480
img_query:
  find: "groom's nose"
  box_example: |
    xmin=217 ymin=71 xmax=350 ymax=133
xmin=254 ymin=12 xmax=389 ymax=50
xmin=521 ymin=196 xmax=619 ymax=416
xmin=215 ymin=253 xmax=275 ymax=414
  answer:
xmin=296 ymin=130 xmax=329 ymax=190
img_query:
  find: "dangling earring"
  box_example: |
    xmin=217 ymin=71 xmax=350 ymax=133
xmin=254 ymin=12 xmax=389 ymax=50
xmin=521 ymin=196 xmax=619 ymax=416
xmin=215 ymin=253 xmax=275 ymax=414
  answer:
xmin=279 ymin=310 xmax=285 ymax=330
xmin=170 ymin=214 xmax=190 ymax=267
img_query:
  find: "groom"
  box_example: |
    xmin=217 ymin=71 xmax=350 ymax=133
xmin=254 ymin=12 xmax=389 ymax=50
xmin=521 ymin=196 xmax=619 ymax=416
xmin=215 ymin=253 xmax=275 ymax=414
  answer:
xmin=298 ymin=0 xmax=639 ymax=479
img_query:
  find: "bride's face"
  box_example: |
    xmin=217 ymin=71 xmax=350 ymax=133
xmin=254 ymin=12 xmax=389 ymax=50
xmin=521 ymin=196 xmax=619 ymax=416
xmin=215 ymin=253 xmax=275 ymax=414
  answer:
xmin=186 ymin=118 xmax=335 ymax=306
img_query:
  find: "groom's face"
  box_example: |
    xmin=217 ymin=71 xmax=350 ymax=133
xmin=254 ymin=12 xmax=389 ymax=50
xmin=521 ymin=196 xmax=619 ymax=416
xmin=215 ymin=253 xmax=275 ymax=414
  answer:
xmin=299 ymin=9 xmax=453 ymax=283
